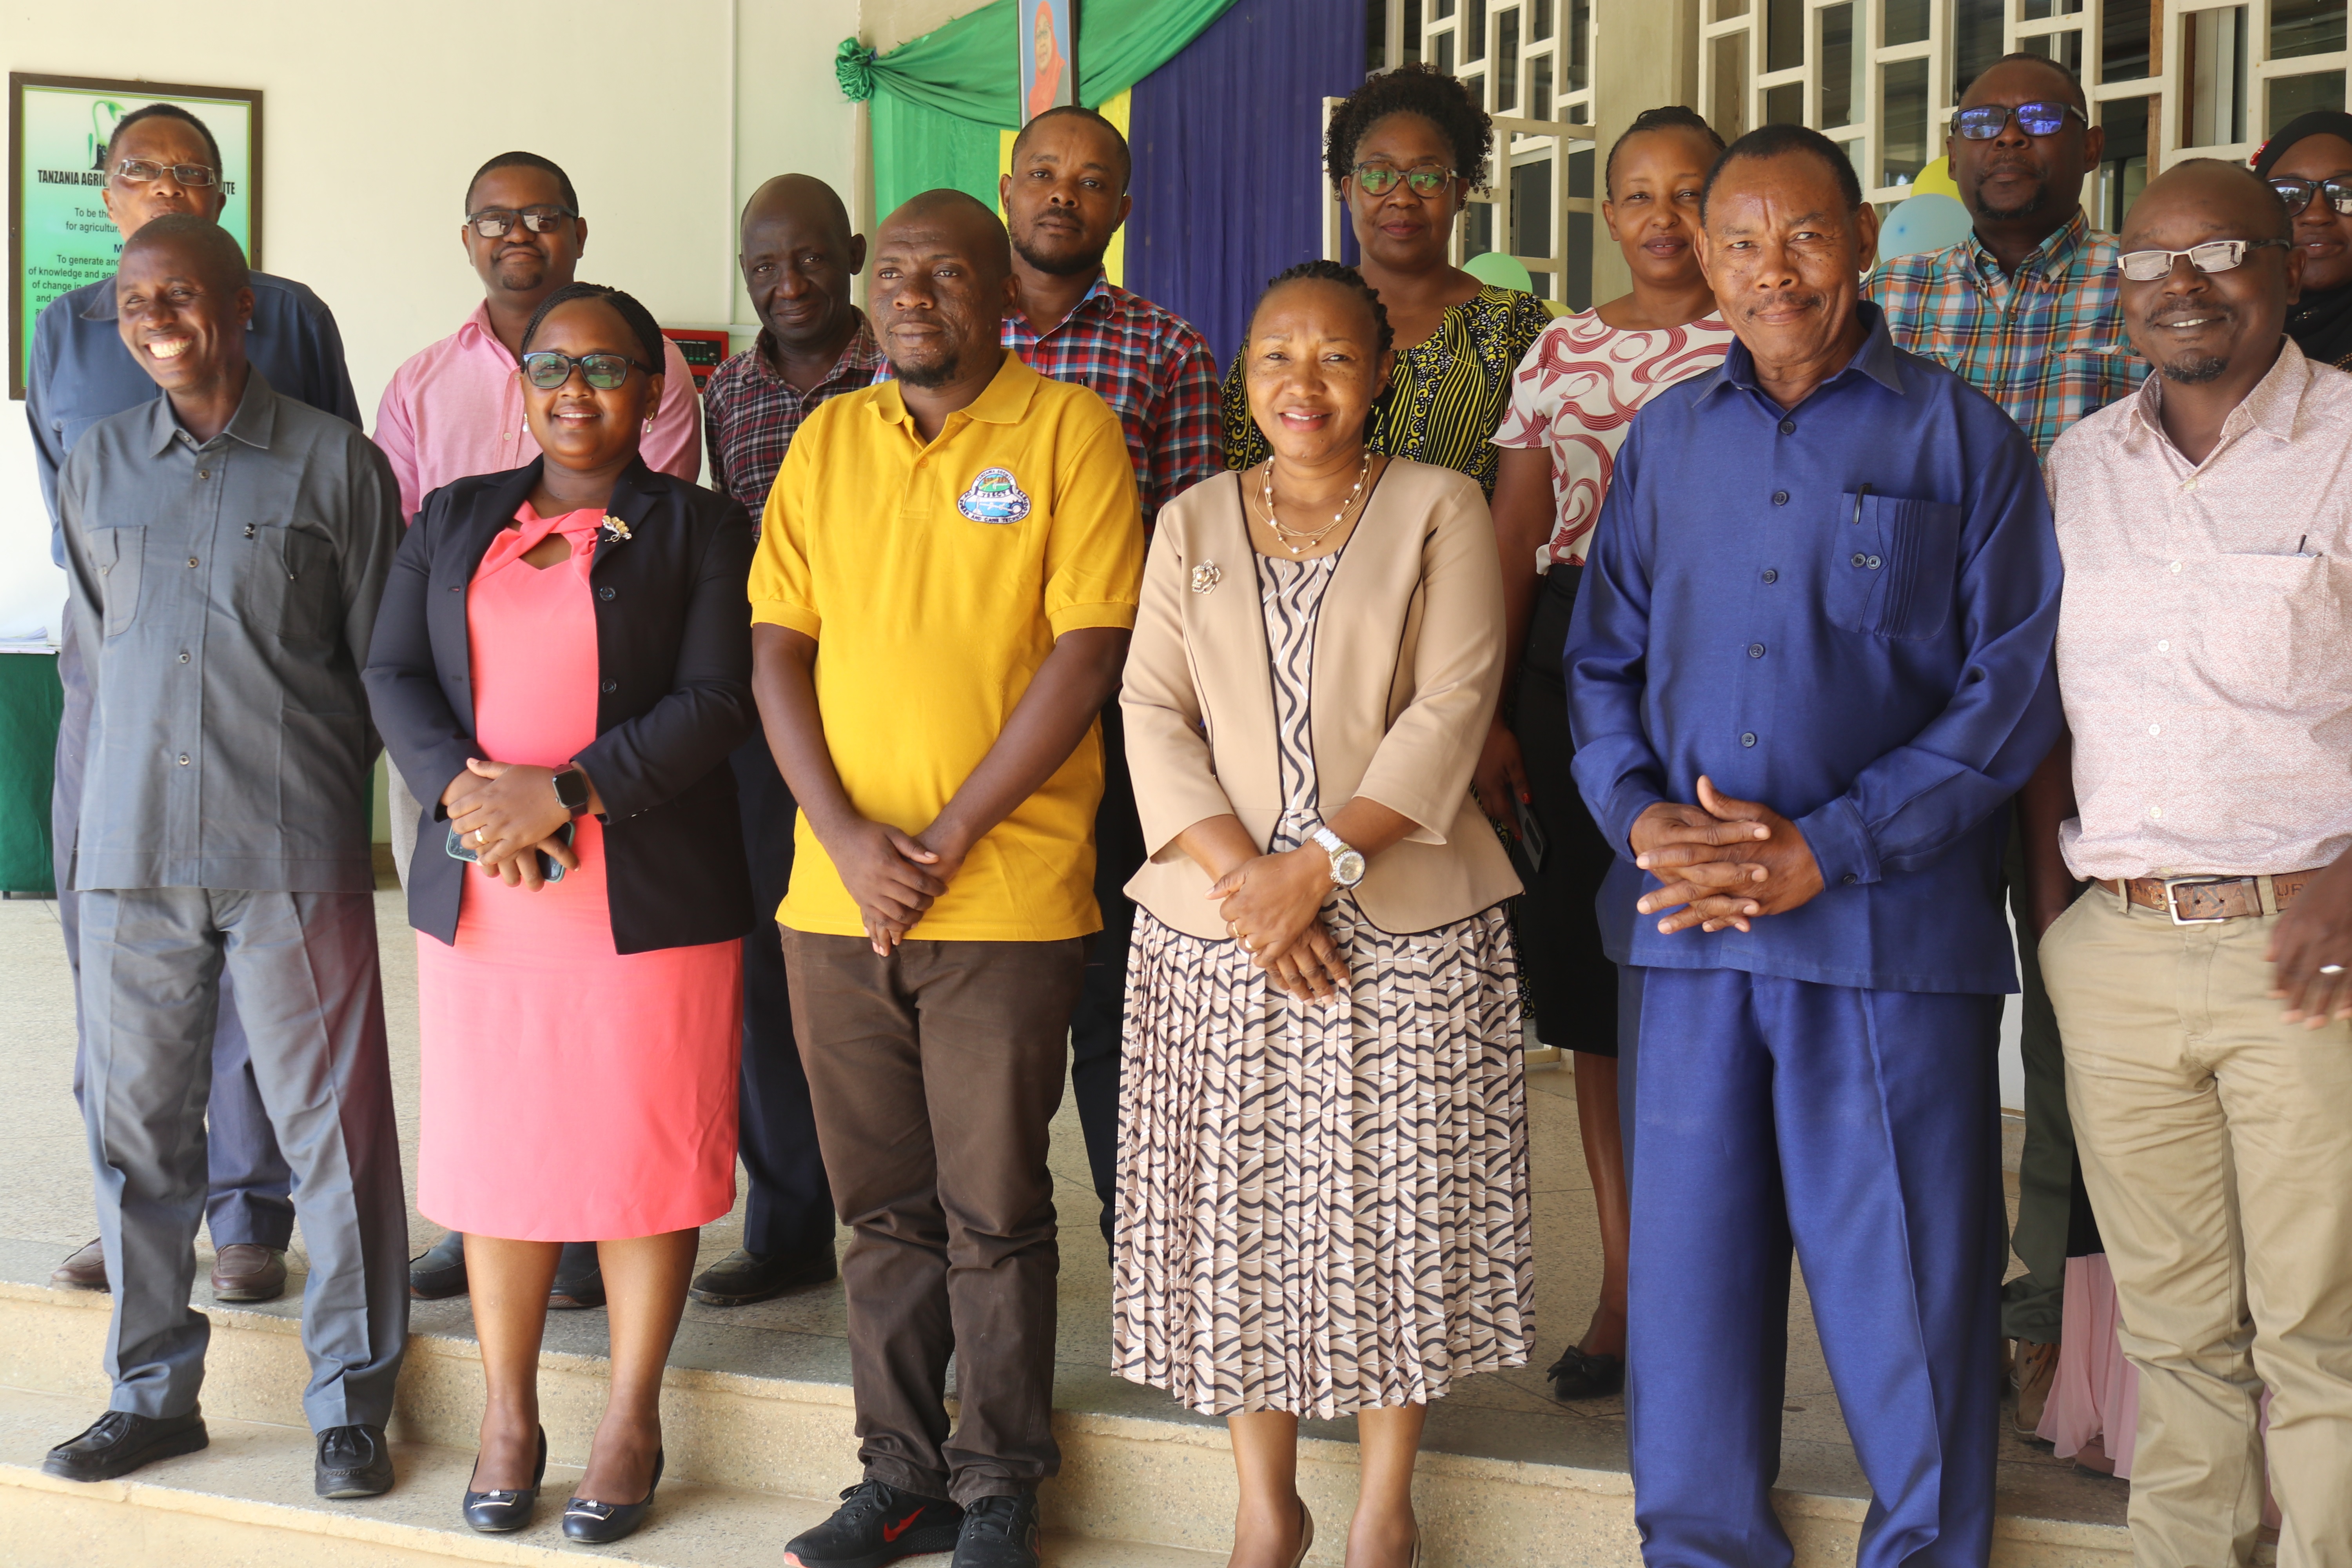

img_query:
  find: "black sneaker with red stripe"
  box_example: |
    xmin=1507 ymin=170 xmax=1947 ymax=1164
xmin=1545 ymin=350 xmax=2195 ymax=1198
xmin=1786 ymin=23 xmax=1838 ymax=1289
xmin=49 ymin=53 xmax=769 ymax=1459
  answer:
xmin=784 ymin=1479 xmax=965 ymax=1568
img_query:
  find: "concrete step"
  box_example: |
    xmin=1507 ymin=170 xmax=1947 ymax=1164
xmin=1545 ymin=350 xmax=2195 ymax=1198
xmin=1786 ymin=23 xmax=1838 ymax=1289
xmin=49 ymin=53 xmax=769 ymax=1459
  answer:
xmin=0 ymin=1258 xmax=2133 ymax=1567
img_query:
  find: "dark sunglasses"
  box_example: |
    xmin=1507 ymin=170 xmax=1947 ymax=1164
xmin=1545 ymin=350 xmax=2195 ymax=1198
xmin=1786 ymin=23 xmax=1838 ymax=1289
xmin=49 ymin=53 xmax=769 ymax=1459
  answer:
xmin=1952 ymin=101 xmax=2086 ymax=140
xmin=520 ymin=350 xmax=650 ymax=390
xmin=116 ymin=158 xmax=219 ymax=187
xmin=1353 ymin=164 xmax=1456 ymax=198
xmin=467 ymin=206 xmax=577 ymax=238
xmin=2268 ymin=175 xmax=2352 ymax=216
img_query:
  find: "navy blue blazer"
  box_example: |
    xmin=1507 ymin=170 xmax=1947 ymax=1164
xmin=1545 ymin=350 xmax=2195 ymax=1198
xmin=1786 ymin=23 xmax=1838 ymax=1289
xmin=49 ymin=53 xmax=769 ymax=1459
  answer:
xmin=363 ymin=458 xmax=757 ymax=953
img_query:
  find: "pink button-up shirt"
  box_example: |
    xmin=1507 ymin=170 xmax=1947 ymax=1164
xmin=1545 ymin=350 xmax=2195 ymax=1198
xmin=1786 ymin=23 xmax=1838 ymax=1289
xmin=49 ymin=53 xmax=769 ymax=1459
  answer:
xmin=373 ymin=301 xmax=702 ymax=523
xmin=2046 ymin=338 xmax=2352 ymax=881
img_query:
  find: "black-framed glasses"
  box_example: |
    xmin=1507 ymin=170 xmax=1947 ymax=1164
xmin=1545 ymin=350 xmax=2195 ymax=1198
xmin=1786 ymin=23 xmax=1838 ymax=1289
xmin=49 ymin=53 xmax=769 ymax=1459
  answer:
xmin=1352 ymin=164 xmax=1456 ymax=198
xmin=2116 ymin=238 xmax=2291 ymax=281
xmin=520 ymin=350 xmax=650 ymax=390
xmin=1951 ymin=100 xmax=2086 ymax=140
xmin=2267 ymin=175 xmax=2352 ymax=216
xmin=466 ymin=206 xmax=577 ymax=238
xmin=115 ymin=158 xmax=218 ymax=187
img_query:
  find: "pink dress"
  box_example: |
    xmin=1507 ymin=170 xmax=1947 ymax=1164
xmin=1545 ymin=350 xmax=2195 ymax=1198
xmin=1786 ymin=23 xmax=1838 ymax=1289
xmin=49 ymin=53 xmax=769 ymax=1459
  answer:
xmin=416 ymin=503 xmax=741 ymax=1241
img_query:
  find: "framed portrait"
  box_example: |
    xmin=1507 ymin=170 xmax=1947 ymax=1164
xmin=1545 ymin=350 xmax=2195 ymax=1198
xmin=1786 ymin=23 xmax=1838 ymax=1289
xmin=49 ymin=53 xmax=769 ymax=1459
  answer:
xmin=9 ymin=73 xmax=262 ymax=399
xmin=1018 ymin=0 xmax=1075 ymax=124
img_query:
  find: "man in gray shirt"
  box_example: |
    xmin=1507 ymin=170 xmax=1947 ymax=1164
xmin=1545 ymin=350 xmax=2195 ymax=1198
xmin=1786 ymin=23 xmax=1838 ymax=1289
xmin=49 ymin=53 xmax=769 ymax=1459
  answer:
xmin=44 ymin=215 xmax=409 ymax=1500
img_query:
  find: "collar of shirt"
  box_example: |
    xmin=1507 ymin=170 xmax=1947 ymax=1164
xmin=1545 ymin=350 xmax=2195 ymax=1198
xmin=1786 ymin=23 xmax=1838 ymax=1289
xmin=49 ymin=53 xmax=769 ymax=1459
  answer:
xmin=750 ymin=312 xmax=886 ymax=392
xmin=1699 ymin=299 xmax=1908 ymax=405
xmin=1004 ymin=272 xmax=1115 ymax=347
xmin=1960 ymin=207 xmax=2092 ymax=295
xmin=867 ymin=348 xmax=1042 ymax=439
xmin=2122 ymin=334 xmax=2311 ymax=466
xmin=142 ymin=365 xmax=278 ymax=456
xmin=453 ymin=300 xmax=523 ymax=367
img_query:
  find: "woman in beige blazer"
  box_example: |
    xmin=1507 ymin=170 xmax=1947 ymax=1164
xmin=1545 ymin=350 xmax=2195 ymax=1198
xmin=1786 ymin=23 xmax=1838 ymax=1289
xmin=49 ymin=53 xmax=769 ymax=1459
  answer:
xmin=1111 ymin=260 xmax=1530 ymax=1568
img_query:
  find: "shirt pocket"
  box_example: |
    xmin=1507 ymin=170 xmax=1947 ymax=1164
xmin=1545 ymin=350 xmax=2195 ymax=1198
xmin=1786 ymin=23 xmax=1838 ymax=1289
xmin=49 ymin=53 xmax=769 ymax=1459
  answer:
xmin=85 ymin=526 xmax=144 ymax=638
xmin=1826 ymin=492 xmax=1964 ymax=641
xmin=234 ymin=523 xmax=339 ymax=644
xmin=2197 ymin=552 xmax=2352 ymax=711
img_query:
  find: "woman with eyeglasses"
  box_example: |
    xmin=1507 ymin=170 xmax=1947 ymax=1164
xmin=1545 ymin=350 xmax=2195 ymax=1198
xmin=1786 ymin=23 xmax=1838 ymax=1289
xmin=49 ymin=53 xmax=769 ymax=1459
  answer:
xmin=2257 ymin=110 xmax=2352 ymax=369
xmin=1220 ymin=64 xmax=1550 ymax=496
xmin=364 ymin=282 xmax=756 ymax=1545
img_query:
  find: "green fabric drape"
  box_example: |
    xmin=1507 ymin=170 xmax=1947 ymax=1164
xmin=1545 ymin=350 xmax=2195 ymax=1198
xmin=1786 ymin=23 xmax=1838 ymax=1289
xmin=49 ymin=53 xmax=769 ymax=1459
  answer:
xmin=845 ymin=0 xmax=1238 ymax=214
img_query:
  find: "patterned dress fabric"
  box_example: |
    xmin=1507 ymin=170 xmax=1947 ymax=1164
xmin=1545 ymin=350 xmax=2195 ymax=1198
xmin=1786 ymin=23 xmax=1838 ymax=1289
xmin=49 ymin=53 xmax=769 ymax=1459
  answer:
xmin=1221 ymin=285 xmax=1551 ymax=497
xmin=1112 ymin=550 xmax=1532 ymax=1419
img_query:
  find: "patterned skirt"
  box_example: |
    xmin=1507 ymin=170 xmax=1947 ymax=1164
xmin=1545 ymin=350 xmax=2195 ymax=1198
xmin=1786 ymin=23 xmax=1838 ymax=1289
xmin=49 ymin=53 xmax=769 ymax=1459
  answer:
xmin=1111 ymin=895 xmax=1533 ymax=1418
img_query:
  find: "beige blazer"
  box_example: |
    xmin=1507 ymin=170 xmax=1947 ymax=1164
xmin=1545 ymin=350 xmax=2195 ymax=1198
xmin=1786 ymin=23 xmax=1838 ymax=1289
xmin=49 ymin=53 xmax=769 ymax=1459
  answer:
xmin=1122 ymin=459 xmax=1521 ymax=940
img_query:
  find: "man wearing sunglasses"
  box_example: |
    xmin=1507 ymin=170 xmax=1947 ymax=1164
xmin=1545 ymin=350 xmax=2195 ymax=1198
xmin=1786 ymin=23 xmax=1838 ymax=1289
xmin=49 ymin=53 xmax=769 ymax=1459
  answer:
xmin=2027 ymin=158 xmax=2352 ymax=1568
xmin=373 ymin=150 xmax=702 ymax=1312
xmin=25 ymin=101 xmax=363 ymax=1312
xmin=1865 ymin=53 xmax=2147 ymax=1441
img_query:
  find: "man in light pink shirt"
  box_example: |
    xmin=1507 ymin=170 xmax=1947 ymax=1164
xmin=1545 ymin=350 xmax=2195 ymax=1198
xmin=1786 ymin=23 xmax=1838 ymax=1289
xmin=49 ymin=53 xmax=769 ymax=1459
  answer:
xmin=374 ymin=150 xmax=701 ymax=522
xmin=377 ymin=150 xmax=699 ymax=1310
xmin=2026 ymin=159 xmax=2352 ymax=1568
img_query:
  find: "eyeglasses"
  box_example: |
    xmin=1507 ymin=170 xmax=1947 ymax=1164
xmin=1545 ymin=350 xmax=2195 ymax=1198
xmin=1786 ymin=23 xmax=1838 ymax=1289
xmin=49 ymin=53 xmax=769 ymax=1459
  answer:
xmin=466 ymin=206 xmax=577 ymax=238
xmin=115 ymin=158 xmax=218 ymax=187
xmin=2116 ymin=238 xmax=2292 ymax=281
xmin=2267 ymin=175 xmax=2352 ymax=216
xmin=519 ymin=350 xmax=650 ymax=390
xmin=1951 ymin=101 xmax=2087 ymax=140
xmin=1352 ymin=165 xmax=1456 ymax=198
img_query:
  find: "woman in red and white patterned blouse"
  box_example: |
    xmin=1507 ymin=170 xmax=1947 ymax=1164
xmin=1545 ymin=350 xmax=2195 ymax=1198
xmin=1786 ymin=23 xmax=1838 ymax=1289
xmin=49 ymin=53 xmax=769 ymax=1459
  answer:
xmin=1477 ymin=106 xmax=1737 ymax=1405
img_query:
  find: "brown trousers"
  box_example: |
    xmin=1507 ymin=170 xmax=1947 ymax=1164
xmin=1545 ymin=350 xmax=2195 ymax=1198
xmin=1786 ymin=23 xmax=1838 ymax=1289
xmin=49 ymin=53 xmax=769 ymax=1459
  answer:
xmin=2043 ymin=887 xmax=2352 ymax=1568
xmin=780 ymin=929 xmax=1085 ymax=1505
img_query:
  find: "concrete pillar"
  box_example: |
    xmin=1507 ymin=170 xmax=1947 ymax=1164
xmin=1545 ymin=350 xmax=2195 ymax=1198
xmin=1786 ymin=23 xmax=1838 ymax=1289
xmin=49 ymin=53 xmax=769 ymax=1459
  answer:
xmin=1589 ymin=0 xmax=1703 ymax=304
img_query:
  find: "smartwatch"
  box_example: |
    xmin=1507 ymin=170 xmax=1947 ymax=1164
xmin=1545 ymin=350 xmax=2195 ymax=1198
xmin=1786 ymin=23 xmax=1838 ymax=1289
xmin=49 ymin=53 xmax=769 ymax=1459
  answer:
xmin=1309 ymin=825 xmax=1367 ymax=888
xmin=552 ymin=766 xmax=592 ymax=817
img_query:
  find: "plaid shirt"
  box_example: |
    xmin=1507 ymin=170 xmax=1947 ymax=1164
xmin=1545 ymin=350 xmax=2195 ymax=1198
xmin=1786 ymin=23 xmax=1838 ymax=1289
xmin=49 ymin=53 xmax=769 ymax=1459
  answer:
xmin=702 ymin=314 xmax=886 ymax=512
xmin=1001 ymin=274 xmax=1222 ymax=522
xmin=1865 ymin=210 xmax=2147 ymax=457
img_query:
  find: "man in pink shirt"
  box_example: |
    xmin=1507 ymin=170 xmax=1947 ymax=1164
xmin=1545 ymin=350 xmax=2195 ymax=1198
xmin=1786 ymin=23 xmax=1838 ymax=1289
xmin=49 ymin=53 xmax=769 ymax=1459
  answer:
xmin=377 ymin=150 xmax=701 ymax=1309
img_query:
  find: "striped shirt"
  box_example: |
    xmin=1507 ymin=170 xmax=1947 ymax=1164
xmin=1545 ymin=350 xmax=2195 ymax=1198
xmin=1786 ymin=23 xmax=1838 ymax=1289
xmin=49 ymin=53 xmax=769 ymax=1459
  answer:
xmin=1223 ymin=284 xmax=1552 ymax=497
xmin=1864 ymin=210 xmax=2145 ymax=457
xmin=702 ymin=316 xmax=886 ymax=513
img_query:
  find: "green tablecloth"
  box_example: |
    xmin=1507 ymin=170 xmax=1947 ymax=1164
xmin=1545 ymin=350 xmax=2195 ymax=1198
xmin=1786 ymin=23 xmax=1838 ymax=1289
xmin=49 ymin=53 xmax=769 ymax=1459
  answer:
xmin=0 ymin=650 xmax=62 ymax=893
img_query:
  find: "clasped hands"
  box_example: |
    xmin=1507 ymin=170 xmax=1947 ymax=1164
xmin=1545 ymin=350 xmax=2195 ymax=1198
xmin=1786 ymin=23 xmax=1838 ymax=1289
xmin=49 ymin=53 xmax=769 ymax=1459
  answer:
xmin=1210 ymin=846 xmax=1349 ymax=1003
xmin=828 ymin=817 xmax=971 ymax=956
xmin=442 ymin=758 xmax=587 ymax=891
xmin=1632 ymin=775 xmax=1825 ymax=935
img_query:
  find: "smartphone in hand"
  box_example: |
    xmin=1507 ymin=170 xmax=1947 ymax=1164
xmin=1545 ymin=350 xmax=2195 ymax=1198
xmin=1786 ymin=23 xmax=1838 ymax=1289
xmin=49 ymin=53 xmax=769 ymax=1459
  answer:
xmin=445 ymin=819 xmax=575 ymax=882
xmin=1512 ymin=795 xmax=1548 ymax=875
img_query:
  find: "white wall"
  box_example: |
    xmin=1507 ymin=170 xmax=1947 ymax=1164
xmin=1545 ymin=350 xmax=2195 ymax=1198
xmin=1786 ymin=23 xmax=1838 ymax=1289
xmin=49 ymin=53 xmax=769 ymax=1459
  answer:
xmin=2 ymin=0 xmax=860 ymax=639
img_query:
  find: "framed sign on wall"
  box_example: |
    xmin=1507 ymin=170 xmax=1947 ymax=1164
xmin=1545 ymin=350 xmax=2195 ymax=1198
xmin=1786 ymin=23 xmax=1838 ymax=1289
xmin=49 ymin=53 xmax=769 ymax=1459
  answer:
xmin=8 ymin=73 xmax=262 ymax=399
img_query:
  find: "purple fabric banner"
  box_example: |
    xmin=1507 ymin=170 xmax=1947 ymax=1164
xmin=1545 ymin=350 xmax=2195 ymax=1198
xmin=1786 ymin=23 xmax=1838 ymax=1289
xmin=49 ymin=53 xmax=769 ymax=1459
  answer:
xmin=1125 ymin=0 xmax=1368 ymax=371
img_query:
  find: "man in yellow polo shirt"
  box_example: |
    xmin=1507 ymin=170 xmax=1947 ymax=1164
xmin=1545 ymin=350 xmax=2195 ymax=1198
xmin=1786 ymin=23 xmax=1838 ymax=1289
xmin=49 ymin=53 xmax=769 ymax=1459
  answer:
xmin=750 ymin=189 xmax=1140 ymax=1568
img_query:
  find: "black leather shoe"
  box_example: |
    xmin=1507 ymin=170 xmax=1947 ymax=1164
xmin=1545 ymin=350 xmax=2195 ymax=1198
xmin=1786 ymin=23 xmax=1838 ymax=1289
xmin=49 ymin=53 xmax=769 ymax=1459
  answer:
xmin=784 ymin=1478 xmax=964 ymax=1566
xmin=316 ymin=1423 xmax=395 ymax=1498
xmin=43 ymin=1408 xmax=207 ymax=1481
xmin=953 ymin=1492 xmax=1042 ymax=1568
xmin=688 ymin=1243 xmax=838 ymax=1307
xmin=463 ymin=1425 xmax=547 ymax=1533
xmin=563 ymin=1447 xmax=663 ymax=1544
xmin=1545 ymin=1344 xmax=1625 ymax=1401
xmin=550 ymin=1241 xmax=605 ymax=1310
xmin=409 ymin=1232 xmax=467 ymax=1300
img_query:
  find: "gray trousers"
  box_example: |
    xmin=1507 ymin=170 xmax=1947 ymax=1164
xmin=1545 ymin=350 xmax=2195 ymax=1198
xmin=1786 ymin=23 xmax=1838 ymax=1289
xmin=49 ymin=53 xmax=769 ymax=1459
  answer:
xmin=2000 ymin=809 xmax=2092 ymax=1345
xmin=78 ymin=886 xmax=409 ymax=1430
xmin=54 ymin=615 xmax=293 ymax=1248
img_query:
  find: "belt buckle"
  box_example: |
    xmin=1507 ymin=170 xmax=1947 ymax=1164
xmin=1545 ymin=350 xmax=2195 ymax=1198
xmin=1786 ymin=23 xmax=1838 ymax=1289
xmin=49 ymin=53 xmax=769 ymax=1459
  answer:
xmin=2161 ymin=875 xmax=2231 ymax=925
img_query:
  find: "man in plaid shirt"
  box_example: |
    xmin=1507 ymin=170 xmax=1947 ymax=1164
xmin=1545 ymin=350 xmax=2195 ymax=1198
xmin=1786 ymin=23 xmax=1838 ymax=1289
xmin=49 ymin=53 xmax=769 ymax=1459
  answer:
xmin=1866 ymin=52 xmax=2146 ymax=1452
xmin=998 ymin=104 xmax=1221 ymax=1250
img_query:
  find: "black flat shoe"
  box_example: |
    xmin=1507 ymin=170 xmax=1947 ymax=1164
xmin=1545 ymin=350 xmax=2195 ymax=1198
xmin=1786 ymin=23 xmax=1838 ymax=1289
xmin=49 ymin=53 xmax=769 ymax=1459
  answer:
xmin=688 ymin=1243 xmax=838 ymax=1307
xmin=42 ymin=1408 xmax=207 ymax=1482
xmin=1546 ymin=1345 xmax=1626 ymax=1401
xmin=563 ymin=1447 xmax=663 ymax=1544
xmin=549 ymin=1241 xmax=606 ymax=1310
xmin=408 ymin=1232 xmax=467 ymax=1300
xmin=463 ymin=1425 xmax=547 ymax=1533
xmin=316 ymin=1423 xmax=395 ymax=1498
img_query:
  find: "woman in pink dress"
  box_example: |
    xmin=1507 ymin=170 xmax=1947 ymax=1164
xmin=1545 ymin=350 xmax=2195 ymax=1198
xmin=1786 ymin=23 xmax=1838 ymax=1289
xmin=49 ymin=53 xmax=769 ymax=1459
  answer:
xmin=365 ymin=283 xmax=757 ymax=1544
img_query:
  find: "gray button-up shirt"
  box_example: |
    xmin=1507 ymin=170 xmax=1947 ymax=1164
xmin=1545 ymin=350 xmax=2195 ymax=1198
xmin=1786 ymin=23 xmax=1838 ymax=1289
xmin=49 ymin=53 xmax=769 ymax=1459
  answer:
xmin=59 ymin=370 xmax=402 ymax=893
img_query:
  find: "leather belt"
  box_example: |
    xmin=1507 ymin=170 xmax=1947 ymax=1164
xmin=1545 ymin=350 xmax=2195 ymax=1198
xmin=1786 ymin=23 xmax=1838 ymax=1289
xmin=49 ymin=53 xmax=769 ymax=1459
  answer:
xmin=2100 ymin=871 xmax=2319 ymax=924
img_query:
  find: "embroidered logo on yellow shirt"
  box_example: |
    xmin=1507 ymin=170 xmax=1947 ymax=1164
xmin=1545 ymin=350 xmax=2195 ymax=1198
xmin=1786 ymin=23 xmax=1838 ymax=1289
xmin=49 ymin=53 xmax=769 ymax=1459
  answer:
xmin=957 ymin=467 xmax=1032 ymax=523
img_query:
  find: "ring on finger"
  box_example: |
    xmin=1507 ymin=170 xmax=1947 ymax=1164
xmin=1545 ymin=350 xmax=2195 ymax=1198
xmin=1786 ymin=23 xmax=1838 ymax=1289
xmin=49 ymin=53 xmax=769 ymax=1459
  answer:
xmin=2323 ymin=963 xmax=2347 ymax=976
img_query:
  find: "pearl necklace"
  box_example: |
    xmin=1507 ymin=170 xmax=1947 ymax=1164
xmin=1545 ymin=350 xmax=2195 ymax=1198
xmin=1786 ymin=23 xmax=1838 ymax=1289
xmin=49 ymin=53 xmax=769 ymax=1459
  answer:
xmin=1260 ymin=453 xmax=1371 ymax=555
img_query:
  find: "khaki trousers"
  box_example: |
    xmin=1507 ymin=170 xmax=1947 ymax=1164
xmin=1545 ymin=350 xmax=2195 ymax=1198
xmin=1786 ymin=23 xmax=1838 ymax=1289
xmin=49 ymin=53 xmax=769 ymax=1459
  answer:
xmin=2042 ymin=887 xmax=2352 ymax=1568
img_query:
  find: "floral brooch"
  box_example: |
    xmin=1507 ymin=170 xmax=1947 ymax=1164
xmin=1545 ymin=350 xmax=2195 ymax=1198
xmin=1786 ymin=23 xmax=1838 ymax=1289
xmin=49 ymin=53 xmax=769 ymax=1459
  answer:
xmin=1189 ymin=560 xmax=1220 ymax=594
xmin=599 ymin=515 xmax=632 ymax=543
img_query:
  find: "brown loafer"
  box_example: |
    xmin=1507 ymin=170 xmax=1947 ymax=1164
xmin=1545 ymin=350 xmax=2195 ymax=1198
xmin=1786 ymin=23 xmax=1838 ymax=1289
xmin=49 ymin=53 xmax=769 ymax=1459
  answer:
xmin=2010 ymin=1337 xmax=2060 ymax=1436
xmin=51 ymin=1239 xmax=109 ymax=1292
xmin=210 ymin=1244 xmax=288 ymax=1303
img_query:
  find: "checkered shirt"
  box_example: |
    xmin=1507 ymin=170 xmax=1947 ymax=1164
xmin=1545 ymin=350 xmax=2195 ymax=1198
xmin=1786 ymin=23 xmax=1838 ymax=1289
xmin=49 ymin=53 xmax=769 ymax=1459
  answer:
xmin=1865 ymin=210 xmax=2147 ymax=458
xmin=702 ymin=315 xmax=887 ymax=514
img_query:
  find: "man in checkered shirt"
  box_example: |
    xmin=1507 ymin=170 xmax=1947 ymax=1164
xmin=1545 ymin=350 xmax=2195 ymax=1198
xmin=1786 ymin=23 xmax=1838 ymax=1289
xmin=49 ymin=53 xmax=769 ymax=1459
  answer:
xmin=1865 ymin=51 xmax=2147 ymax=1452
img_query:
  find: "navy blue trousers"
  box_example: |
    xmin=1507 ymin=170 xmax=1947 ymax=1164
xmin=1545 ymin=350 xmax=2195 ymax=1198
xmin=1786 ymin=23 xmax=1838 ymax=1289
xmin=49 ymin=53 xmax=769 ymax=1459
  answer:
xmin=731 ymin=734 xmax=837 ymax=1258
xmin=1628 ymin=967 xmax=2003 ymax=1568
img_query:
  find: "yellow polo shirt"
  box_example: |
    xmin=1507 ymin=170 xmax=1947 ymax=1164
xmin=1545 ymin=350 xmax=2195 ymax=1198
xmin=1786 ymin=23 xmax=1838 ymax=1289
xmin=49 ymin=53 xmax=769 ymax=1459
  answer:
xmin=750 ymin=350 xmax=1143 ymax=941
